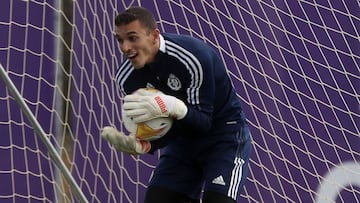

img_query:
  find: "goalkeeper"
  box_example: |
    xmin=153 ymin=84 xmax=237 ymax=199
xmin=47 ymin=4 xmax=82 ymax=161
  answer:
xmin=102 ymin=6 xmax=252 ymax=203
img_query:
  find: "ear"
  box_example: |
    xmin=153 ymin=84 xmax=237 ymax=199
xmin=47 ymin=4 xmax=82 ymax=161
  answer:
xmin=151 ymin=28 xmax=160 ymax=42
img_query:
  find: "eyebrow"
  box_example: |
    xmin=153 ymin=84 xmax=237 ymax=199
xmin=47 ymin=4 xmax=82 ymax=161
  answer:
xmin=115 ymin=31 xmax=139 ymax=38
xmin=114 ymin=31 xmax=139 ymax=39
xmin=125 ymin=31 xmax=139 ymax=36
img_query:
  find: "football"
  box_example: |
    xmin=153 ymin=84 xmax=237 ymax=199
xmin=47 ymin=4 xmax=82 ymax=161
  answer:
xmin=122 ymin=88 xmax=173 ymax=141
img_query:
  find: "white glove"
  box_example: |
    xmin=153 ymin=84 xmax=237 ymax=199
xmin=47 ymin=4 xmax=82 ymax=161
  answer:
xmin=122 ymin=88 xmax=188 ymax=123
xmin=101 ymin=126 xmax=151 ymax=155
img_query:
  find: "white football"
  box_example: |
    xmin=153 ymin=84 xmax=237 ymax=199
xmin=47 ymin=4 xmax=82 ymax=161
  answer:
xmin=122 ymin=88 xmax=173 ymax=141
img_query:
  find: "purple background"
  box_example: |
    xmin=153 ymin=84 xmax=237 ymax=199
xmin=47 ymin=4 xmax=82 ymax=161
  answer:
xmin=0 ymin=0 xmax=359 ymax=202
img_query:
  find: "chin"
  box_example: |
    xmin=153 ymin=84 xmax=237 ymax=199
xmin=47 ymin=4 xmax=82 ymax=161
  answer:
xmin=131 ymin=63 xmax=145 ymax=69
xmin=129 ymin=57 xmax=147 ymax=69
xmin=128 ymin=59 xmax=142 ymax=69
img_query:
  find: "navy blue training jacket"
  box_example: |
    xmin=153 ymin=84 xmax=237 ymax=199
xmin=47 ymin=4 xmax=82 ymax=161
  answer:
xmin=115 ymin=33 xmax=246 ymax=151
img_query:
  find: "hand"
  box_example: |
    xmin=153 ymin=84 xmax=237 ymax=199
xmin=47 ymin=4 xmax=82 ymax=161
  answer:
xmin=122 ymin=88 xmax=188 ymax=123
xmin=101 ymin=126 xmax=151 ymax=155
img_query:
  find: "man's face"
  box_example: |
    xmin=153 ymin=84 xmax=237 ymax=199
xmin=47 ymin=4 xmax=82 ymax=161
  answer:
xmin=115 ymin=20 xmax=159 ymax=69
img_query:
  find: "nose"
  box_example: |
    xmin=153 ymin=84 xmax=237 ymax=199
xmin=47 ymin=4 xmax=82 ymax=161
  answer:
xmin=120 ymin=40 xmax=131 ymax=53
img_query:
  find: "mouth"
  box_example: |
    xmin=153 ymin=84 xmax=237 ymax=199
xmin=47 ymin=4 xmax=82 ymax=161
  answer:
xmin=126 ymin=52 xmax=138 ymax=60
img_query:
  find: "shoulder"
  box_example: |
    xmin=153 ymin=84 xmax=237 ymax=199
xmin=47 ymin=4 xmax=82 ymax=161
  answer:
xmin=162 ymin=33 xmax=216 ymax=64
xmin=162 ymin=33 xmax=210 ymax=53
xmin=115 ymin=59 xmax=138 ymax=95
xmin=115 ymin=60 xmax=132 ymax=86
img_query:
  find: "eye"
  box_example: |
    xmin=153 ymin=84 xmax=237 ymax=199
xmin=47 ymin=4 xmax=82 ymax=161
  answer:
xmin=128 ymin=35 xmax=138 ymax=42
xmin=115 ymin=35 xmax=123 ymax=43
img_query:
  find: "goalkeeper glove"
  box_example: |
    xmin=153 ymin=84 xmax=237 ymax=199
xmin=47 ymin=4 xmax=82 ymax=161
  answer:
xmin=101 ymin=126 xmax=151 ymax=155
xmin=122 ymin=88 xmax=188 ymax=123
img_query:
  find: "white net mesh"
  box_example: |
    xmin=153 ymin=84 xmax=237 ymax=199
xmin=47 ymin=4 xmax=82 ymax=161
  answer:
xmin=0 ymin=0 xmax=359 ymax=202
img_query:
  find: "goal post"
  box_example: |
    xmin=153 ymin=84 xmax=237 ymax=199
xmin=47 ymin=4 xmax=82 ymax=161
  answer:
xmin=0 ymin=64 xmax=88 ymax=203
xmin=0 ymin=0 xmax=359 ymax=203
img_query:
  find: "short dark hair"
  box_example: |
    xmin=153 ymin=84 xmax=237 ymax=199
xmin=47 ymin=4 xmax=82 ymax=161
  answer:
xmin=115 ymin=7 xmax=157 ymax=30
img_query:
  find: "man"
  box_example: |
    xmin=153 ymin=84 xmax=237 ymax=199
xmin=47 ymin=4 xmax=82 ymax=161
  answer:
xmin=101 ymin=6 xmax=252 ymax=203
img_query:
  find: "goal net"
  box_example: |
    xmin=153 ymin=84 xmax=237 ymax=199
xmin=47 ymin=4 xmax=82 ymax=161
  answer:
xmin=0 ymin=0 xmax=359 ymax=202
